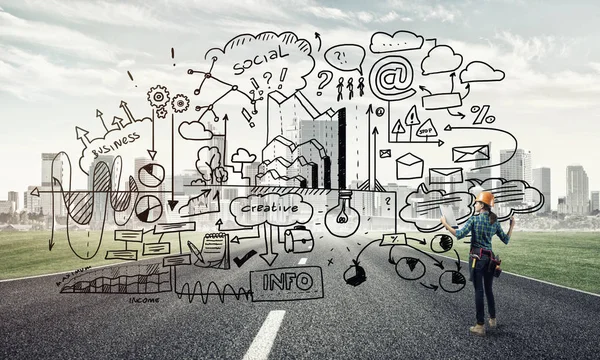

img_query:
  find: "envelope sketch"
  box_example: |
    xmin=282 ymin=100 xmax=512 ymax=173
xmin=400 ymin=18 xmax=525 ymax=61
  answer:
xmin=380 ymin=149 xmax=391 ymax=158
xmin=452 ymin=145 xmax=490 ymax=163
xmin=396 ymin=152 xmax=424 ymax=180
xmin=429 ymin=167 xmax=464 ymax=184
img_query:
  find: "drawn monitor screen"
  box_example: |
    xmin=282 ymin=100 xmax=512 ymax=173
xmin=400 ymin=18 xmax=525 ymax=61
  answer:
xmin=440 ymin=205 xmax=458 ymax=229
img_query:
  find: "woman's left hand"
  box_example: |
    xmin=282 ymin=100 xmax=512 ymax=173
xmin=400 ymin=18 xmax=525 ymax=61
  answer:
xmin=440 ymin=216 xmax=447 ymax=225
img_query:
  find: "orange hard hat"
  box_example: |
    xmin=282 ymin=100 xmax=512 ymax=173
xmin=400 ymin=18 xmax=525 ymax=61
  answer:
xmin=475 ymin=191 xmax=494 ymax=207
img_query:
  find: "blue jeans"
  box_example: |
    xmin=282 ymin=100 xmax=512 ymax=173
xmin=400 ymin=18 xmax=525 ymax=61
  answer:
xmin=470 ymin=254 xmax=496 ymax=325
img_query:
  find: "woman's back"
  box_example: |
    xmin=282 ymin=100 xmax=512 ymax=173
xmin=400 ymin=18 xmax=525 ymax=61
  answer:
xmin=455 ymin=212 xmax=510 ymax=250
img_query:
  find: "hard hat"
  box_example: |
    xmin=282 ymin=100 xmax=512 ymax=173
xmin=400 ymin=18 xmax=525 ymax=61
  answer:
xmin=475 ymin=191 xmax=494 ymax=207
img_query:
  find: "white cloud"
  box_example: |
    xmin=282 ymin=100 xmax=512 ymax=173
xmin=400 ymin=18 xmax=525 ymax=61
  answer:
xmin=493 ymin=31 xmax=575 ymax=61
xmin=447 ymin=36 xmax=600 ymax=109
xmin=179 ymin=0 xmax=299 ymax=21
xmin=15 ymin=0 xmax=188 ymax=31
xmin=356 ymin=11 xmax=374 ymax=23
xmin=0 ymin=7 xmax=120 ymax=62
xmin=305 ymin=6 xmax=352 ymax=20
xmin=423 ymin=4 xmax=459 ymax=22
xmin=378 ymin=11 xmax=399 ymax=23
xmin=0 ymin=45 xmax=121 ymax=100
xmin=117 ymin=59 xmax=136 ymax=68
xmin=386 ymin=0 xmax=461 ymax=22
xmin=0 ymin=44 xmax=194 ymax=101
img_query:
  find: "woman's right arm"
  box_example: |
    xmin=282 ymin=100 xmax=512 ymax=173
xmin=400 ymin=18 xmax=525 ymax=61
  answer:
xmin=496 ymin=216 xmax=515 ymax=244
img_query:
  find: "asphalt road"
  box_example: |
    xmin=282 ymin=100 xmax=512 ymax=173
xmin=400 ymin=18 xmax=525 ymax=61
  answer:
xmin=1 ymin=232 xmax=600 ymax=359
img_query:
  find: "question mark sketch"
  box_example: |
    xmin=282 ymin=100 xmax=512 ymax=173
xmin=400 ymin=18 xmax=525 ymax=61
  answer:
xmin=263 ymin=72 xmax=273 ymax=88
xmin=317 ymin=70 xmax=333 ymax=96
xmin=385 ymin=197 xmax=391 ymax=210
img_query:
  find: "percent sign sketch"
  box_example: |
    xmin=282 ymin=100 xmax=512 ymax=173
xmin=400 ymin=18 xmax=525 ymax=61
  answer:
xmin=471 ymin=105 xmax=496 ymax=125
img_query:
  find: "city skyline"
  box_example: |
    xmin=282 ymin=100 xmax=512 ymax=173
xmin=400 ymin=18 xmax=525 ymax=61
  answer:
xmin=3 ymin=148 xmax=599 ymax=215
xmin=1 ymin=1 xmax=600 ymax=218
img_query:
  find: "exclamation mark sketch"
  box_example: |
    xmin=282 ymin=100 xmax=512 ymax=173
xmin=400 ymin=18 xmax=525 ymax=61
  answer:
xmin=278 ymin=68 xmax=288 ymax=89
xmin=127 ymin=71 xmax=137 ymax=87
xmin=242 ymin=108 xmax=255 ymax=128
xmin=171 ymin=47 xmax=176 ymax=67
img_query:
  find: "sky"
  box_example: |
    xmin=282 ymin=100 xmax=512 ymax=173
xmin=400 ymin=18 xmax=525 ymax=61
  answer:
xmin=1 ymin=0 xmax=600 ymax=211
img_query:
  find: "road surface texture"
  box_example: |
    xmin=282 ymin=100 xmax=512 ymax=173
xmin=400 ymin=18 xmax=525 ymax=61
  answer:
xmin=1 ymin=233 xmax=599 ymax=359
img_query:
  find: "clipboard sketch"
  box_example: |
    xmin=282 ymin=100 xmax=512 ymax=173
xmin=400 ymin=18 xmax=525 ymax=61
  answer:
xmin=188 ymin=233 xmax=230 ymax=270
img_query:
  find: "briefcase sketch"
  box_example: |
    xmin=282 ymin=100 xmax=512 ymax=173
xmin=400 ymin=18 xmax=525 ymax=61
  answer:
xmin=284 ymin=226 xmax=314 ymax=254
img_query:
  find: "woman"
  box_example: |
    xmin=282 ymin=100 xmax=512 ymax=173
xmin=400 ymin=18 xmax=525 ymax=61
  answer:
xmin=441 ymin=191 xmax=515 ymax=336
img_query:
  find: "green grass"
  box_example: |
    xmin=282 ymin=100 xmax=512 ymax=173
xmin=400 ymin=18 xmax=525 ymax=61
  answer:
xmin=0 ymin=230 xmax=204 ymax=280
xmin=372 ymin=231 xmax=600 ymax=295
xmin=1 ymin=231 xmax=599 ymax=295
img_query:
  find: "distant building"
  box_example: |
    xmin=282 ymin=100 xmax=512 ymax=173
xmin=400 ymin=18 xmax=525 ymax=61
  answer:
xmin=533 ymin=167 xmax=551 ymax=213
xmin=89 ymin=155 xmax=115 ymax=227
xmin=566 ymin=165 xmax=589 ymax=215
xmin=41 ymin=153 xmax=64 ymax=216
xmin=557 ymin=196 xmax=568 ymax=214
xmin=25 ymin=186 xmax=42 ymax=214
xmin=0 ymin=200 xmax=15 ymax=214
xmin=246 ymin=162 xmax=260 ymax=186
xmin=8 ymin=191 xmax=19 ymax=212
xmin=500 ymin=148 xmax=532 ymax=203
xmin=591 ymin=191 xmax=600 ymax=213
xmin=298 ymin=119 xmax=338 ymax=188
xmin=425 ymin=177 xmax=444 ymax=219
xmin=465 ymin=142 xmax=492 ymax=183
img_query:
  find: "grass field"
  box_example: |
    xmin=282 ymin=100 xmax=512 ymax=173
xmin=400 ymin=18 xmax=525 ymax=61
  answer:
xmin=0 ymin=230 xmax=205 ymax=280
xmin=381 ymin=231 xmax=600 ymax=295
xmin=1 ymin=230 xmax=599 ymax=295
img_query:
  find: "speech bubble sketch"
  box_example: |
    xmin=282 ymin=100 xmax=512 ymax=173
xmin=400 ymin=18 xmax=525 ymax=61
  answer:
xmin=467 ymin=178 xmax=545 ymax=219
xmin=77 ymin=116 xmax=152 ymax=176
xmin=204 ymin=31 xmax=315 ymax=97
xmin=229 ymin=193 xmax=313 ymax=228
xmin=178 ymin=120 xmax=214 ymax=141
xmin=459 ymin=61 xmax=505 ymax=83
xmin=324 ymin=44 xmax=366 ymax=75
xmin=399 ymin=183 xmax=474 ymax=232
xmin=421 ymin=45 xmax=463 ymax=75
xmin=370 ymin=30 xmax=425 ymax=53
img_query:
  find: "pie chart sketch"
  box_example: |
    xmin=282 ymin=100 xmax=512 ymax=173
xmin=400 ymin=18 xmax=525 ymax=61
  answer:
xmin=395 ymin=257 xmax=426 ymax=281
xmin=135 ymin=195 xmax=163 ymax=223
xmin=138 ymin=163 xmax=165 ymax=188
xmin=439 ymin=270 xmax=466 ymax=293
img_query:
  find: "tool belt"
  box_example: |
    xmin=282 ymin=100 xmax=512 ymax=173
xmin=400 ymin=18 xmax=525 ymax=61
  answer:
xmin=470 ymin=248 xmax=502 ymax=278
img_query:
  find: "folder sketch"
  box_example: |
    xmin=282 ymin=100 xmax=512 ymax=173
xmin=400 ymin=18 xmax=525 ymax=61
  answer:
xmin=440 ymin=205 xmax=458 ymax=229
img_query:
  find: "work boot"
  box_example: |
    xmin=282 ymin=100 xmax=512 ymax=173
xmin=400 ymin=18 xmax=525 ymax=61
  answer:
xmin=489 ymin=318 xmax=497 ymax=328
xmin=469 ymin=324 xmax=486 ymax=336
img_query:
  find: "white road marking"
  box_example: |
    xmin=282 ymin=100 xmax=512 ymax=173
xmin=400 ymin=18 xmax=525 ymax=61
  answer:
xmin=243 ymin=310 xmax=286 ymax=360
xmin=298 ymin=258 xmax=307 ymax=265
